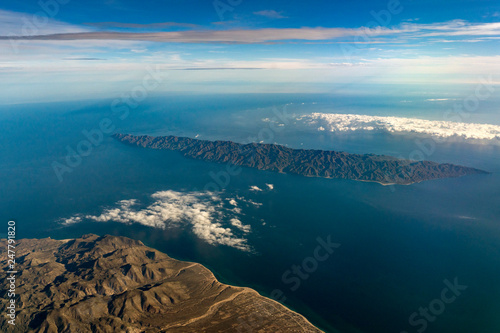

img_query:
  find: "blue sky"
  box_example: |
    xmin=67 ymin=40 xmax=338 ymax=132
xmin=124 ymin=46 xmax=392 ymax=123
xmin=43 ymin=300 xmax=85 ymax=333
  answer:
xmin=3 ymin=0 xmax=499 ymax=28
xmin=0 ymin=0 xmax=499 ymax=103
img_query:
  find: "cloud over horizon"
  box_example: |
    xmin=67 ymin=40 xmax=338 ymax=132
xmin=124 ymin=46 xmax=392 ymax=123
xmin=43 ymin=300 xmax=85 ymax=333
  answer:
xmin=298 ymin=113 xmax=500 ymax=143
xmin=1 ymin=7 xmax=499 ymax=101
xmin=2 ymin=12 xmax=499 ymax=45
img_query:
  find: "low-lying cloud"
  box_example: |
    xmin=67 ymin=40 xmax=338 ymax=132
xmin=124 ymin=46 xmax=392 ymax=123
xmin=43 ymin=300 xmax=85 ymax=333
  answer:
xmin=249 ymin=185 xmax=263 ymax=192
xmin=61 ymin=190 xmax=254 ymax=252
xmin=298 ymin=113 xmax=500 ymax=142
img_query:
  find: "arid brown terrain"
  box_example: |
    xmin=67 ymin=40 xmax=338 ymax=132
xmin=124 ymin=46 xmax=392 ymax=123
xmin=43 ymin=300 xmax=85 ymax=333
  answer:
xmin=0 ymin=234 xmax=322 ymax=332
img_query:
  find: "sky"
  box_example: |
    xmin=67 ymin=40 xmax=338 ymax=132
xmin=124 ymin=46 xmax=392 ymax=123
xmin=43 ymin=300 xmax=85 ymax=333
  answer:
xmin=0 ymin=0 xmax=499 ymax=103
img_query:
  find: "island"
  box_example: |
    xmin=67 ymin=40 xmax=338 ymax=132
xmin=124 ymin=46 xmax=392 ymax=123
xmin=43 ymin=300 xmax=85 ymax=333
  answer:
xmin=113 ymin=134 xmax=489 ymax=185
xmin=0 ymin=234 xmax=322 ymax=332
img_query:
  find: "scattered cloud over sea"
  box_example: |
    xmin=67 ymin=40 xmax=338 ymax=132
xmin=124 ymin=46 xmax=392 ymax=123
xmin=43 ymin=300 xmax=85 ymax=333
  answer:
xmin=250 ymin=184 xmax=274 ymax=192
xmin=61 ymin=190 xmax=255 ymax=252
xmin=249 ymin=185 xmax=263 ymax=192
xmin=296 ymin=113 xmax=500 ymax=143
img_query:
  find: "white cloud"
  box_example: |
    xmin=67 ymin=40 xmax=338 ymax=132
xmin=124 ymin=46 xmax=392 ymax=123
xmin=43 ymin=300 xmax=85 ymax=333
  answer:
xmin=230 ymin=218 xmax=251 ymax=233
xmin=298 ymin=113 xmax=500 ymax=142
xmin=254 ymin=10 xmax=288 ymax=19
xmin=227 ymin=198 xmax=242 ymax=214
xmin=249 ymin=185 xmax=263 ymax=192
xmin=3 ymin=19 xmax=500 ymax=44
xmin=235 ymin=195 xmax=263 ymax=207
xmin=61 ymin=190 xmax=253 ymax=252
xmin=0 ymin=9 xmax=90 ymax=37
xmin=62 ymin=216 xmax=83 ymax=224
xmin=0 ymin=26 xmax=388 ymax=43
xmin=416 ymin=20 xmax=500 ymax=37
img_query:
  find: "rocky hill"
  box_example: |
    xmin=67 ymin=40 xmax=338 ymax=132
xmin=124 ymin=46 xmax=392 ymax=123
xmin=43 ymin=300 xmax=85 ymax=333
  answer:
xmin=0 ymin=234 xmax=322 ymax=332
xmin=113 ymin=134 xmax=488 ymax=185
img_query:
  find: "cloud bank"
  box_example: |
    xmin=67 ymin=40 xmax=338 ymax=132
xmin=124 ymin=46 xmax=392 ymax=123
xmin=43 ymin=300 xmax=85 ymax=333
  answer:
xmin=298 ymin=113 xmax=500 ymax=142
xmin=61 ymin=190 xmax=253 ymax=252
xmin=3 ymin=19 xmax=499 ymax=44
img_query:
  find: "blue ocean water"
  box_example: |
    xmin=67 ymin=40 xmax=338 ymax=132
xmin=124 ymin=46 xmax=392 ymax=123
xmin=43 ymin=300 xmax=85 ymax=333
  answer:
xmin=0 ymin=93 xmax=499 ymax=333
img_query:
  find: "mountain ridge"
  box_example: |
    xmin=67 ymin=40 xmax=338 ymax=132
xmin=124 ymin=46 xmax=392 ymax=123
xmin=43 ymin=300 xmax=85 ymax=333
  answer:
xmin=0 ymin=234 xmax=323 ymax=332
xmin=113 ymin=133 xmax=489 ymax=185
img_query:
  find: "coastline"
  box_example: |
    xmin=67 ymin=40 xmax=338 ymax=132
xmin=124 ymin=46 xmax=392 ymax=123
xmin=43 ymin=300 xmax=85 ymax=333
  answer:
xmin=0 ymin=234 xmax=325 ymax=332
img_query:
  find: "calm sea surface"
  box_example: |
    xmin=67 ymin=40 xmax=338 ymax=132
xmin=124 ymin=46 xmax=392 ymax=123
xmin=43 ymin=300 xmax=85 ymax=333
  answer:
xmin=1 ymin=93 xmax=499 ymax=333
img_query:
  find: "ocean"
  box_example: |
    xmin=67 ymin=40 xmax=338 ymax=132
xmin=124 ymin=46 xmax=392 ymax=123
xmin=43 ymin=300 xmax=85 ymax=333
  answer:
xmin=1 ymin=92 xmax=499 ymax=333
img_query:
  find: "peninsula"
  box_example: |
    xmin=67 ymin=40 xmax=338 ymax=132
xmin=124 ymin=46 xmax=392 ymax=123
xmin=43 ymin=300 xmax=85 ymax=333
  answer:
xmin=0 ymin=234 xmax=322 ymax=332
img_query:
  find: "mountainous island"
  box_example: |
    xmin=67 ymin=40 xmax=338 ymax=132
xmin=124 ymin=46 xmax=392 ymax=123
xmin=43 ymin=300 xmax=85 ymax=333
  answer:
xmin=0 ymin=234 xmax=322 ymax=332
xmin=113 ymin=134 xmax=488 ymax=185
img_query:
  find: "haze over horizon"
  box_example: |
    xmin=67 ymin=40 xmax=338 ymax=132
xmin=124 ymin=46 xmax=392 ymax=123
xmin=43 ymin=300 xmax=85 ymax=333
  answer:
xmin=1 ymin=0 xmax=499 ymax=104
